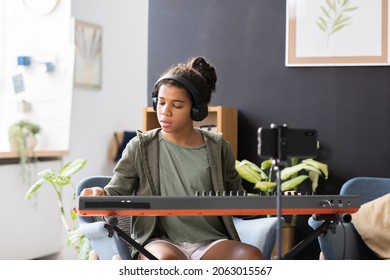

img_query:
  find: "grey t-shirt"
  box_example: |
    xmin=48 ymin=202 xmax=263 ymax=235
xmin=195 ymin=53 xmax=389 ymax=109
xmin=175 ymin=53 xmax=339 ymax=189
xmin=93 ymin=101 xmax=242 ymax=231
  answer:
xmin=156 ymin=134 xmax=229 ymax=243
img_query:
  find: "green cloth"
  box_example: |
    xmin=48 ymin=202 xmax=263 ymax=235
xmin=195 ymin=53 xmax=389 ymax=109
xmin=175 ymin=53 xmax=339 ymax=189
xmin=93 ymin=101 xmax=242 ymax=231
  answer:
xmin=157 ymin=136 xmax=229 ymax=243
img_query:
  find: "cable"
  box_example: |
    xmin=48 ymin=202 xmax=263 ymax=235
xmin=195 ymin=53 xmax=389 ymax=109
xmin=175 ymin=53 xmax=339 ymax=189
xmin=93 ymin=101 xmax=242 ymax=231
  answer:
xmin=322 ymin=199 xmax=347 ymax=260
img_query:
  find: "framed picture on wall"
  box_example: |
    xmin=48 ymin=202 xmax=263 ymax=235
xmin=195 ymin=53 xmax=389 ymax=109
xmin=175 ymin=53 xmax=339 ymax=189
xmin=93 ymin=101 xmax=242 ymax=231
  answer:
xmin=74 ymin=19 xmax=102 ymax=88
xmin=286 ymin=0 xmax=389 ymax=66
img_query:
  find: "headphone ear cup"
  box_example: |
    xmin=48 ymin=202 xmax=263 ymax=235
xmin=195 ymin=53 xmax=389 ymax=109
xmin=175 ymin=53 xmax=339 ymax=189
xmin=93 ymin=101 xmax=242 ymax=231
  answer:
xmin=152 ymin=96 xmax=157 ymax=111
xmin=191 ymin=103 xmax=208 ymax=122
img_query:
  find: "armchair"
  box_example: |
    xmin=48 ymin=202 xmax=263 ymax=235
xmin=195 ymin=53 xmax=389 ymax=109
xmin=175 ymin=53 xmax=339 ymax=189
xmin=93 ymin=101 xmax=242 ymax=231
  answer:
xmin=76 ymin=176 xmax=283 ymax=260
xmin=308 ymin=177 xmax=390 ymax=259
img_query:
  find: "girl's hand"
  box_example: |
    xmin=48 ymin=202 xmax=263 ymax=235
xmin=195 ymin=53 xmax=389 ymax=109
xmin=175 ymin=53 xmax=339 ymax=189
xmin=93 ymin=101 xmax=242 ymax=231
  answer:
xmin=80 ymin=187 xmax=106 ymax=196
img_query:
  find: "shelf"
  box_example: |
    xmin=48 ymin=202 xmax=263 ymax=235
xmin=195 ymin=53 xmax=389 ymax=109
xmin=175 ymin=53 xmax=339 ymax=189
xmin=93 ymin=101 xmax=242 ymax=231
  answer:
xmin=143 ymin=106 xmax=238 ymax=157
xmin=0 ymin=150 xmax=68 ymax=160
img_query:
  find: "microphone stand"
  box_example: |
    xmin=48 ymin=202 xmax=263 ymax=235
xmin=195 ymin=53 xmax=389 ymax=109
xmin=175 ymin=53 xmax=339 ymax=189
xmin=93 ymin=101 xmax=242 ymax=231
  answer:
xmin=270 ymin=125 xmax=335 ymax=260
xmin=104 ymin=216 xmax=158 ymax=260
xmin=272 ymin=125 xmax=288 ymax=260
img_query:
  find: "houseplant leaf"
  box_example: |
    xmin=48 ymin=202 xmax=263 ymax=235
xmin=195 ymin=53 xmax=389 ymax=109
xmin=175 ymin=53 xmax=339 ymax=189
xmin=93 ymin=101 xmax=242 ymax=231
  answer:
xmin=302 ymin=158 xmax=329 ymax=178
xmin=24 ymin=178 xmax=45 ymax=200
xmin=254 ymin=181 xmax=277 ymax=192
xmin=236 ymin=159 xmax=262 ymax=173
xmin=261 ymin=159 xmax=273 ymax=170
xmin=235 ymin=160 xmax=268 ymax=183
xmin=281 ymin=163 xmax=320 ymax=180
xmin=60 ymin=158 xmax=87 ymax=177
xmin=39 ymin=168 xmax=71 ymax=186
xmin=309 ymin=171 xmax=320 ymax=193
xmin=281 ymin=175 xmax=309 ymax=191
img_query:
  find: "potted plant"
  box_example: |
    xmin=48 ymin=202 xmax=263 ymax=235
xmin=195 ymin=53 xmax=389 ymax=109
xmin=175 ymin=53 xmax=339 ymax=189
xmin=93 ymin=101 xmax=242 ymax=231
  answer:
xmin=236 ymin=158 xmax=328 ymax=196
xmin=236 ymin=156 xmax=328 ymax=257
xmin=8 ymin=120 xmax=41 ymax=184
xmin=24 ymin=158 xmax=91 ymax=260
xmin=8 ymin=119 xmax=41 ymax=151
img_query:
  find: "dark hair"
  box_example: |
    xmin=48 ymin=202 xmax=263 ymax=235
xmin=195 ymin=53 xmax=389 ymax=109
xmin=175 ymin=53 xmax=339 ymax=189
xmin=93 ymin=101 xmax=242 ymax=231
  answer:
xmin=153 ymin=56 xmax=217 ymax=104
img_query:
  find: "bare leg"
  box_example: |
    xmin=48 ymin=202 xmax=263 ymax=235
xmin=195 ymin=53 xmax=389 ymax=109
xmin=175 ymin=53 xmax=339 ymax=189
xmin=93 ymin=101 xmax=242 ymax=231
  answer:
xmin=201 ymin=240 xmax=264 ymax=260
xmin=138 ymin=240 xmax=188 ymax=260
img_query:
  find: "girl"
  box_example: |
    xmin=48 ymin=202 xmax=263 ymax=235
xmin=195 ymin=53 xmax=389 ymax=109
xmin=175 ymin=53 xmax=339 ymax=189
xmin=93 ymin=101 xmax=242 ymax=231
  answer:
xmin=81 ymin=56 xmax=264 ymax=260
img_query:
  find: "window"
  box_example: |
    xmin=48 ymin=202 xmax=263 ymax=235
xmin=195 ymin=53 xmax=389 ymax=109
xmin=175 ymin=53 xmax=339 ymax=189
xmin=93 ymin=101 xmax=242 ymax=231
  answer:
xmin=0 ymin=0 xmax=72 ymax=154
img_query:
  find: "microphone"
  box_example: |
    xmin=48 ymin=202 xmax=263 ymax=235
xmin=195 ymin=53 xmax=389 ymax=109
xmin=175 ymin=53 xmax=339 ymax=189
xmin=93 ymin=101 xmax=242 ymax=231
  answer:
xmin=104 ymin=216 xmax=118 ymax=226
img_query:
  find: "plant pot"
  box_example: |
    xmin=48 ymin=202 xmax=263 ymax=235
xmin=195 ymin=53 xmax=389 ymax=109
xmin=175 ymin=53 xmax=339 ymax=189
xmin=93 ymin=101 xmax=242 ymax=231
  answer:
xmin=272 ymin=223 xmax=296 ymax=259
xmin=8 ymin=137 xmax=19 ymax=151
xmin=26 ymin=134 xmax=37 ymax=151
xmin=8 ymin=134 xmax=37 ymax=152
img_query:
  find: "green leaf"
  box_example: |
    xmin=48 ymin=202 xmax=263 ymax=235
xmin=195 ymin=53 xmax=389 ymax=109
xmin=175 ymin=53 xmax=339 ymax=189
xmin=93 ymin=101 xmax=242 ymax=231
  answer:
xmin=77 ymin=236 xmax=92 ymax=260
xmin=254 ymin=181 xmax=277 ymax=192
xmin=281 ymin=163 xmax=320 ymax=180
xmin=309 ymin=171 xmax=320 ymax=193
xmin=40 ymin=169 xmax=71 ymax=186
xmin=60 ymin=159 xmax=87 ymax=177
xmin=321 ymin=6 xmax=330 ymax=19
xmin=302 ymin=159 xmax=329 ymax=178
xmin=67 ymin=227 xmax=84 ymax=250
xmin=236 ymin=160 xmax=267 ymax=183
xmin=38 ymin=168 xmax=56 ymax=177
xmin=261 ymin=159 xmax=273 ymax=170
xmin=71 ymin=208 xmax=78 ymax=221
xmin=24 ymin=178 xmax=45 ymax=200
xmin=281 ymin=175 xmax=309 ymax=192
xmin=67 ymin=227 xmax=92 ymax=260
xmin=236 ymin=159 xmax=261 ymax=172
xmin=326 ymin=0 xmax=336 ymax=13
xmin=334 ymin=15 xmax=351 ymax=26
xmin=331 ymin=23 xmax=348 ymax=34
xmin=53 ymin=176 xmax=71 ymax=186
xmin=343 ymin=7 xmax=358 ymax=13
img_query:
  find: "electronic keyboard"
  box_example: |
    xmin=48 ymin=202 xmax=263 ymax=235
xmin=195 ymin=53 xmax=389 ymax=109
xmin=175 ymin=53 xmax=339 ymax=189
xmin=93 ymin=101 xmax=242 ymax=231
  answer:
xmin=77 ymin=194 xmax=360 ymax=216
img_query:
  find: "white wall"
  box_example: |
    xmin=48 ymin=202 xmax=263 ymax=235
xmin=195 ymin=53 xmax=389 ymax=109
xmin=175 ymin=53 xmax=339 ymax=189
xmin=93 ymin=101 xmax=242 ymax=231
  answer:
xmin=0 ymin=0 xmax=148 ymax=259
xmin=59 ymin=0 xmax=148 ymax=259
xmin=0 ymin=0 xmax=73 ymax=151
xmin=0 ymin=0 xmax=72 ymax=260
xmin=67 ymin=0 xmax=148 ymax=175
xmin=0 ymin=160 xmax=63 ymax=260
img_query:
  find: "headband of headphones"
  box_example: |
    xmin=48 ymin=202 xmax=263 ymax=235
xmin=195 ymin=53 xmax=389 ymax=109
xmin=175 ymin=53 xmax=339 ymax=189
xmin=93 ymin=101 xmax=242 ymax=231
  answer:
xmin=153 ymin=74 xmax=204 ymax=106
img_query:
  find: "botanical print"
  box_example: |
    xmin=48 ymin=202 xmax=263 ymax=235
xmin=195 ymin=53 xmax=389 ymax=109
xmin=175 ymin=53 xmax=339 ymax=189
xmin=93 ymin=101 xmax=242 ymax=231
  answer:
xmin=316 ymin=0 xmax=359 ymax=46
xmin=286 ymin=0 xmax=387 ymax=66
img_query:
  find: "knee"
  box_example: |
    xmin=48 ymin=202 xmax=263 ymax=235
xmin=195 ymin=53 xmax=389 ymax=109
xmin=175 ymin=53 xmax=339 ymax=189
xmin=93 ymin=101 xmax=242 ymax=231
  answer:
xmin=157 ymin=251 xmax=186 ymax=260
xmin=236 ymin=245 xmax=264 ymax=260
xmin=139 ymin=250 xmax=184 ymax=260
xmin=140 ymin=243 xmax=188 ymax=260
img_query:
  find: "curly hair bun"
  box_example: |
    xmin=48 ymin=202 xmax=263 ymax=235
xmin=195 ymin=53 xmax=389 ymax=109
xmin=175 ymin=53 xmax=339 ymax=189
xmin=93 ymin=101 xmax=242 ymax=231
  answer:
xmin=188 ymin=56 xmax=217 ymax=93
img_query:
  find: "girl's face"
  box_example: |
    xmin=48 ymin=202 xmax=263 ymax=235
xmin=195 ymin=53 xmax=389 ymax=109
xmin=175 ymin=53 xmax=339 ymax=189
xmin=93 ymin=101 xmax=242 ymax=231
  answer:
xmin=156 ymin=84 xmax=193 ymax=134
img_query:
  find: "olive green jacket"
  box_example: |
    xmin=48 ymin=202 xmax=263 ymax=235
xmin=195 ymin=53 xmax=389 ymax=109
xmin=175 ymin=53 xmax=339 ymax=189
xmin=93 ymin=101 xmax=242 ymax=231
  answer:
xmin=104 ymin=128 xmax=243 ymax=257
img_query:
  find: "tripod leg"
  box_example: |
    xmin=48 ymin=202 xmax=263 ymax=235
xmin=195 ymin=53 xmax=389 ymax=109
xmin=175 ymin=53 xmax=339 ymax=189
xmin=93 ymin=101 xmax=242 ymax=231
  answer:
xmin=104 ymin=223 xmax=158 ymax=260
xmin=113 ymin=226 xmax=158 ymax=260
xmin=282 ymin=219 xmax=334 ymax=260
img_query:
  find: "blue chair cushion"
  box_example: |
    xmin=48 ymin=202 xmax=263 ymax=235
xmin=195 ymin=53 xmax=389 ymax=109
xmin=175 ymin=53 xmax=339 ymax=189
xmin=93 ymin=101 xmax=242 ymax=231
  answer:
xmin=233 ymin=216 xmax=283 ymax=260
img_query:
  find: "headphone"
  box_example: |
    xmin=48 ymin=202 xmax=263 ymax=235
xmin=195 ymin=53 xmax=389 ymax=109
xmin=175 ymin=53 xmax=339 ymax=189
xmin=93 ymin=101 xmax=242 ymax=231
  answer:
xmin=152 ymin=74 xmax=208 ymax=121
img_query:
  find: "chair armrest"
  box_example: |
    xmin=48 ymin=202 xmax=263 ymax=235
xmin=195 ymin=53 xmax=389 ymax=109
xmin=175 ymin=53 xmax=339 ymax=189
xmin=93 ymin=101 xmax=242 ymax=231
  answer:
xmin=79 ymin=221 xmax=132 ymax=260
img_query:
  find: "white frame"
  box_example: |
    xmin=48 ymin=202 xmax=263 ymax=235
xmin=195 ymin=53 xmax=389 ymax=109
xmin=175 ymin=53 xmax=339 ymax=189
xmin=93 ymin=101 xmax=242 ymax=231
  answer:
xmin=74 ymin=20 xmax=102 ymax=88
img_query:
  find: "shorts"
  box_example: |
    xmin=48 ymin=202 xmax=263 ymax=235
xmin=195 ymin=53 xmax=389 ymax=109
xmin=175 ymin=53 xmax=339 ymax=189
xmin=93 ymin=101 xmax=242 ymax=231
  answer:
xmin=140 ymin=238 xmax=227 ymax=260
